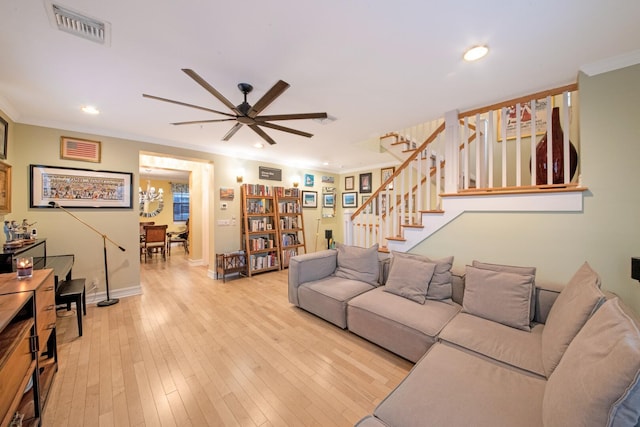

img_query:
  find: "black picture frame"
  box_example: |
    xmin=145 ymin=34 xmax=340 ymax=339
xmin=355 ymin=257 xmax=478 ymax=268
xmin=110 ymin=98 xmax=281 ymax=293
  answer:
xmin=342 ymin=191 xmax=358 ymax=208
xmin=0 ymin=116 xmax=7 ymax=160
xmin=30 ymin=164 xmax=133 ymax=208
xmin=359 ymin=172 xmax=372 ymax=193
xmin=302 ymin=190 xmax=318 ymax=208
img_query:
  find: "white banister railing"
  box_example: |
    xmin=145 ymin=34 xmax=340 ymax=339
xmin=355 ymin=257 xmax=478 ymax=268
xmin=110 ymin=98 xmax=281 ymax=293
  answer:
xmin=351 ymin=84 xmax=579 ymax=251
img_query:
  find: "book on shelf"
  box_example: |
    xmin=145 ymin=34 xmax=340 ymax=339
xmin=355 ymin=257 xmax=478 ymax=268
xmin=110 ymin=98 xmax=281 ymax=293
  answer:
xmin=274 ymin=186 xmax=300 ymax=198
xmin=249 ymin=253 xmax=278 ymax=270
xmin=243 ymin=183 xmax=273 ymax=196
xmin=281 ymin=249 xmax=298 ymax=266
xmin=281 ymin=233 xmax=299 ymax=247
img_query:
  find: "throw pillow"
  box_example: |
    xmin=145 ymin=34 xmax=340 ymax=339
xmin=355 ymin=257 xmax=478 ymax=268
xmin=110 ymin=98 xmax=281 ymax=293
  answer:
xmin=540 ymin=262 xmax=605 ymax=377
xmin=383 ymin=256 xmax=437 ymax=304
xmin=462 ymin=265 xmax=535 ymax=331
xmin=334 ymin=243 xmax=379 ymax=286
xmin=392 ymin=252 xmax=454 ymax=300
xmin=542 ymin=298 xmax=640 ymax=427
xmin=472 ymin=260 xmax=537 ymax=321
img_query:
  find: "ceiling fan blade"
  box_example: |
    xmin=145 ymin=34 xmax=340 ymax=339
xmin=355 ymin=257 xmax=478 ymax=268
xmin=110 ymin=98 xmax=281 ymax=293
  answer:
xmin=182 ymin=69 xmax=240 ymax=114
xmin=143 ymin=94 xmax=236 ymax=117
xmin=258 ymin=122 xmax=313 ymax=138
xmin=171 ymin=118 xmax=236 ymax=125
xmin=254 ymin=112 xmax=328 ymax=121
xmin=248 ymin=80 xmax=290 ymax=118
xmin=249 ymin=124 xmax=277 ymax=145
xmin=222 ymin=122 xmax=243 ymax=141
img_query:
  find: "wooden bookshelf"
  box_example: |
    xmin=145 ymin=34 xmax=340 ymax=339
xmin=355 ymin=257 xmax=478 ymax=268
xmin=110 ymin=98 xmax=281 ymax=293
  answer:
xmin=241 ymin=185 xmax=280 ymax=276
xmin=274 ymin=187 xmax=306 ymax=268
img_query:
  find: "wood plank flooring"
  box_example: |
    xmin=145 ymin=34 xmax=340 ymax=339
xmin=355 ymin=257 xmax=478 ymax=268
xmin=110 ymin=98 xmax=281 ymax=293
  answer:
xmin=44 ymin=250 xmax=412 ymax=426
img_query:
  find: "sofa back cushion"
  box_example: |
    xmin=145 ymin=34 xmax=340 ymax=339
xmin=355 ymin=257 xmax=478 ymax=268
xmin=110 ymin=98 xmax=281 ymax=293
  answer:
xmin=472 ymin=260 xmax=537 ymax=321
xmin=383 ymin=256 xmax=437 ymax=304
xmin=543 ymin=298 xmax=640 ymax=427
xmin=462 ymin=265 xmax=535 ymax=331
xmin=540 ymin=262 xmax=605 ymax=377
xmin=334 ymin=243 xmax=379 ymax=286
xmin=391 ymin=252 xmax=454 ymax=300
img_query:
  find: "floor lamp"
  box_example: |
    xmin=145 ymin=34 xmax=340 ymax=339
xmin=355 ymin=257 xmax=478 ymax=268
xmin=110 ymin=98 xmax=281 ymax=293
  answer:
xmin=49 ymin=201 xmax=126 ymax=307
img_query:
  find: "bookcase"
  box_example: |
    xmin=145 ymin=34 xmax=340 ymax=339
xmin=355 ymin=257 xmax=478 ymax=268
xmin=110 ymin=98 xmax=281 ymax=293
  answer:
xmin=241 ymin=184 xmax=280 ymax=276
xmin=274 ymin=187 xmax=306 ymax=268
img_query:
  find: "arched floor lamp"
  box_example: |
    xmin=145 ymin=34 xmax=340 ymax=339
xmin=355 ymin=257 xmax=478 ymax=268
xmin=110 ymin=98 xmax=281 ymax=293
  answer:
xmin=49 ymin=201 xmax=125 ymax=306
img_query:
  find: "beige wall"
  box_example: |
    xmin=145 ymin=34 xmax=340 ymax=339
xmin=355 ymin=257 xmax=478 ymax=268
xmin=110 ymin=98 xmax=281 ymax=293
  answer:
xmin=0 ymin=120 xmax=335 ymax=295
xmin=411 ymin=64 xmax=640 ymax=313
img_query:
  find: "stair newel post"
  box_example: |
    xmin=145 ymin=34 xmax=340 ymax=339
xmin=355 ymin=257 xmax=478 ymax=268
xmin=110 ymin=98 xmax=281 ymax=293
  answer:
xmin=515 ymin=103 xmax=522 ymax=187
xmin=343 ymin=210 xmax=353 ymax=246
xmin=416 ymin=147 xmax=422 ymax=220
xmin=487 ymin=110 xmax=495 ymax=189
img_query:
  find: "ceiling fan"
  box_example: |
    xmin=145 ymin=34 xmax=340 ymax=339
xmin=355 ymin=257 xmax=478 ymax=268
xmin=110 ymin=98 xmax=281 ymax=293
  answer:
xmin=143 ymin=69 xmax=328 ymax=145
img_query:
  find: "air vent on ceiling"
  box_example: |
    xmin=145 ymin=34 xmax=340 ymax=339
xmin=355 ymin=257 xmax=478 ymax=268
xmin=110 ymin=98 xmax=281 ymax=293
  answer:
xmin=45 ymin=1 xmax=111 ymax=46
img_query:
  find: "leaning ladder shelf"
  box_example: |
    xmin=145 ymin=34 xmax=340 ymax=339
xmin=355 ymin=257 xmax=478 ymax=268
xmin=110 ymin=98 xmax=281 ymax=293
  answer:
xmin=241 ymin=185 xmax=281 ymax=277
xmin=275 ymin=187 xmax=306 ymax=269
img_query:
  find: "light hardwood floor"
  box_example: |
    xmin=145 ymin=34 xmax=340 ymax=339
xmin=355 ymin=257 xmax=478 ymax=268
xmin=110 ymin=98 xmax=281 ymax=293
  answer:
xmin=44 ymin=250 xmax=412 ymax=427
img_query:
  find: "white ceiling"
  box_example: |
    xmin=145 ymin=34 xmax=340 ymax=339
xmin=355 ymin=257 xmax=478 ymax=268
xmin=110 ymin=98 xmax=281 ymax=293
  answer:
xmin=1 ymin=1 xmax=639 ymax=173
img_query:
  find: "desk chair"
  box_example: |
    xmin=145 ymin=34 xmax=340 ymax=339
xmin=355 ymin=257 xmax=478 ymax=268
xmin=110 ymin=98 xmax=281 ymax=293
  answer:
xmin=142 ymin=224 xmax=168 ymax=261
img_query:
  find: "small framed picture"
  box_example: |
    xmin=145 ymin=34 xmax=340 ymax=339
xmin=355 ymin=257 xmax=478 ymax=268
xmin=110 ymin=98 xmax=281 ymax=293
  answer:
xmin=342 ymin=191 xmax=357 ymax=208
xmin=0 ymin=116 xmax=7 ymax=160
xmin=60 ymin=136 xmax=101 ymax=163
xmin=302 ymin=190 xmax=317 ymax=208
xmin=361 ymin=195 xmax=373 ymax=214
xmin=304 ymin=173 xmax=314 ymax=187
xmin=345 ymin=175 xmax=354 ymax=191
xmin=323 ymin=193 xmax=335 ymax=208
xmin=359 ymin=172 xmax=372 ymax=193
xmin=381 ymin=167 xmax=395 ymax=190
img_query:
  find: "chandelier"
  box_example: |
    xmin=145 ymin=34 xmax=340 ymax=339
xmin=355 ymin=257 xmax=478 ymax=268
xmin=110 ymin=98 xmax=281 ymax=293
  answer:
xmin=139 ymin=180 xmax=164 ymax=217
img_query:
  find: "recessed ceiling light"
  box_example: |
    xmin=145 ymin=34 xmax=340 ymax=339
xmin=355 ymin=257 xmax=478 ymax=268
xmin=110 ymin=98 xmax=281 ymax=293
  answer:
xmin=323 ymin=162 xmax=329 ymax=166
xmin=254 ymin=142 xmax=264 ymax=149
xmin=463 ymin=45 xmax=489 ymax=62
xmin=81 ymin=105 xmax=100 ymax=115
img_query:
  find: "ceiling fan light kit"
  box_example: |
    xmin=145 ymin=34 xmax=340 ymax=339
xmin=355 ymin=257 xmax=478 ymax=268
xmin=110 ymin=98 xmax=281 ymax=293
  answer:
xmin=143 ymin=69 xmax=328 ymax=145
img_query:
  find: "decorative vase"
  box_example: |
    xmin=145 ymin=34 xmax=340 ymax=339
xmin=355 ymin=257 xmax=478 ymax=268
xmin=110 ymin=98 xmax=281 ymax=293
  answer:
xmin=534 ymin=107 xmax=578 ymax=185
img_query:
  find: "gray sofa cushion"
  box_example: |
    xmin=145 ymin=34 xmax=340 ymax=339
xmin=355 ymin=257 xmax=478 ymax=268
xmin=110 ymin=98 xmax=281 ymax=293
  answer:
xmin=391 ymin=252 xmax=454 ymax=300
xmin=472 ymin=260 xmax=537 ymax=321
xmin=439 ymin=312 xmax=545 ymax=376
xmin=462 ymin=266 xmax=535 ymax=331
xmin=334 ymin=243 xmax=379 ymax=286
xmin=347 ymin=287 xmax=460 ymax=362
xmin=298 ymin=276 xmax=375 ymax=328
xmin=374 ymin=343 xmax=546 ymax=427
xmin=383 ymin=255 xmax=436 ymax=304
xmin=540 ymin=261 xmax=605 ymax=377
xmin=543 ymin=298 xmax=640 ymax=427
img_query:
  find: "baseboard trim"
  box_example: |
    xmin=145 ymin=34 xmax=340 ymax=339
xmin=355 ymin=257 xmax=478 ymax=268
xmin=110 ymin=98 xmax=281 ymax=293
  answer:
xmin=86 ymin=285 xmax=142 ymax=305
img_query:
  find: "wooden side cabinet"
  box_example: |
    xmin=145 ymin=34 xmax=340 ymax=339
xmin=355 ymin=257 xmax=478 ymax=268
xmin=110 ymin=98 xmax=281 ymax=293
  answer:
xmin=0 ymin=269 xmax=57 ymax=427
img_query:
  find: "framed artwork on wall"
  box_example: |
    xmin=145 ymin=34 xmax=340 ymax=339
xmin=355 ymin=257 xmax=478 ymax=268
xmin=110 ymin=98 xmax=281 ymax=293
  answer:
xmin=30 ymin=164 xmax=133 ymax=208
xmin=359 ymin=172 xmax=372 ymax=193
xmin=497 ymin=98 xmax=551 ymax=140
xmin=60 ymin=136 xmax=101 ymax=163
xmin=345 ymin=175 xmax=354 ymax=191
xmin=0 ymin=116 xmax=7 ymax=160
xmin=0 ymin=162 xmax=11 ymax=213
xmin=302 ymin=190 xmax=317 ymax=208
xmin=304 ymin=174 xmax=314 ymax=187
xmin=381 ymin=166 xmax=395 ymax=189
xmin=342 ymin=191 xmax=357 ymax=208
xmin=323 ymin=193 xmax=335 ymax=208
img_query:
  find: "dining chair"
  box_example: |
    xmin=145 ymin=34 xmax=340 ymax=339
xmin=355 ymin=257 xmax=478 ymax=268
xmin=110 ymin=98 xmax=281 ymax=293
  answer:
xmin=167 ymin=218 xmax=189 ymax=255
xmin=142 ymin=224 xmax=168 ymax=262
xmin=139 ymin=221 xmax=155 ymax=259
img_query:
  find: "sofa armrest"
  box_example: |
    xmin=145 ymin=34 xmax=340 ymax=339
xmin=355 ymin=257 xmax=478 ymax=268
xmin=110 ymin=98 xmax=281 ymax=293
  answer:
xmin=288 ymin=250 xmax=338 ymax=305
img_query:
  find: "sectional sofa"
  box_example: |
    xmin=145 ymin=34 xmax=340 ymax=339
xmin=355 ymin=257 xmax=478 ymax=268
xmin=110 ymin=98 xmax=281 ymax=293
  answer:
xmin=288 ymin=244 xmax=640 ymax=426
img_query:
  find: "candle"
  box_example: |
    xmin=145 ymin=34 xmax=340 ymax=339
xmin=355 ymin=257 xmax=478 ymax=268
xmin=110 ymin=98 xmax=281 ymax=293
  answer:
xmin=17 ymin=257 xmax=33 ymax=279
